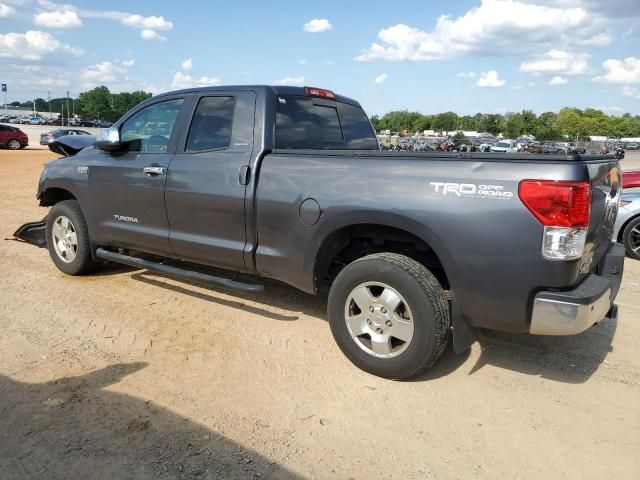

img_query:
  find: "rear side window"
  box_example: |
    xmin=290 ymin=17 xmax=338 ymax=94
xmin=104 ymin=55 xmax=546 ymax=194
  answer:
xmin=186 ymin=96 xmax=235 ymax=152
xmin=275 ymin=95 xmax=377 ymax=150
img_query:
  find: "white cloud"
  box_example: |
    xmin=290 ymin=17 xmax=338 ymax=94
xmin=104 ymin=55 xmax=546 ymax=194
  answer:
xmin=0 ymin=3 xmax=16 ymax=17
xmin=80 ymin=61 xmax=126 ymax=82
xmin=140 ymin=29 xmax=166 ymax=41
xmin=355 ymin=0 xmax=606 ymax=62
xmin=120 ymin=14 xmax=172 ymax=31
xmin=476 ymin=70 xmax=505 ymax=88
xmin=548 ymin=76 xmax=568 ymax=85
xmin=276 ymin=76 xmax=305 ymax=86
xmin=594 ymin=57 xmax=640 ymax=84
xmin=41 ymin=6 xmax=175 ymax=40
xmin=576 ymin=32 xmax=612 ymax=47
xmin=181 ymin=58 xmax=193 ymax=71
xmin=121 ymin=59 xmax=135 ymax=67
xmin=34 ymin=9 xmax=82 ymax=28
xmin=622 ymin=86 xmax=640 ymax=98
xmin=457 ymin=72 xmax=476 ymax=79
xmin=303 ymin=19 xmax=332 ymax=33
xmin=0 ymin=30 xmax=82 ymax=60
xmin=519 ymin=49 xmax=589 ymax=75
xmin=31 ymin=75 xmax=69 ymax=87
xmin=375 ymin=73 xmax=388 ymax=83
xmin=171 ymin=71 xmax=222 ymax=89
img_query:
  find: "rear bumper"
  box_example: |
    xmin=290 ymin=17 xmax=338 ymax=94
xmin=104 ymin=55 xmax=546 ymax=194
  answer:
xmin=529 ymin=242 xmax=624 ymax=335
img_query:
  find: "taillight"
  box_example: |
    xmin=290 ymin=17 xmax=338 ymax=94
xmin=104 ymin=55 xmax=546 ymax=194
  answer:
xmin=519 ymin=180 xmax=591 ymax=261
xmin=305 ymin=87 xmax=336 ymax=100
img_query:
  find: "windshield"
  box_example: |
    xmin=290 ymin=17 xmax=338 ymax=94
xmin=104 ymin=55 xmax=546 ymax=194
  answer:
xmin=495 ymin=141 xmax=510 ymax=147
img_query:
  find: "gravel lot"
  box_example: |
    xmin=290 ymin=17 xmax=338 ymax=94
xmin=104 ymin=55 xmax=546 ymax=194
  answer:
xmin=1 ymin=149 xmax=639 ymax=480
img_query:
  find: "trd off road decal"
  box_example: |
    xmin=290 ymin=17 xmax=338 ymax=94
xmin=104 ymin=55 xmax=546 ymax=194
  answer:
xmin=429 ymin=181 xmax=514 ymax=200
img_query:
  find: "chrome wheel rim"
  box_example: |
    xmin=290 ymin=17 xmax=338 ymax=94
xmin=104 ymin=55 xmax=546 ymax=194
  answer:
xmin=8 ymin=140 xmax=20 ymax=149
xmin=344 ymin=282 xmax=414 ymax=359
xmin=52 ymin=215 xmax=78 ymax=263
xmin=630 ymin=225 xmax=640 ymax=254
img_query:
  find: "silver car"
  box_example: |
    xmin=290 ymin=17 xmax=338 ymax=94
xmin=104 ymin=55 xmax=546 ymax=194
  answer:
xmin=614 ymin=187 xmax=640 ymax=260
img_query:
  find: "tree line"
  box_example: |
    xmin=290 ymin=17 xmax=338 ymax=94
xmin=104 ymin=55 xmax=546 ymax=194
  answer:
xmin=370 ymin=108 xmax=640 ymax=140
xmin=10 ymin=86 xmax=152 ymax=123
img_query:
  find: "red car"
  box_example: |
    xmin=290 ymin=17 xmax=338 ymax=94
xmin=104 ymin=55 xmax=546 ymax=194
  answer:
xmin=0 ymin=124 xmax=28 ymax=149
xmin=623 ymin=170 xmax=640 ymax=189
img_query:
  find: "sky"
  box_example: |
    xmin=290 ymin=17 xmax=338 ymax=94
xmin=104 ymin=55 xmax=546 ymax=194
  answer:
xmin=1 ymin=0 xmax=640 ymax=116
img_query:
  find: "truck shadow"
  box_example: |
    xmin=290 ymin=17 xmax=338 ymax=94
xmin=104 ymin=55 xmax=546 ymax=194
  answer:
xmin=119 ymin=266 xmax=615 ymax=384
xmin=469 ymin=317 xmax=618 ymax=383
xmin=0 ymin=363 xmax=304 ymax=480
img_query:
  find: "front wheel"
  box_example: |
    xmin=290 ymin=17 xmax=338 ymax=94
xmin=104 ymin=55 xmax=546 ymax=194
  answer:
xmin=622 ymin=217 xmax=640 ymax=260
xmin=328 ymin=253 xmax=450 ymax=379
xmin=46 ymin=200 xmax=100 ymax=275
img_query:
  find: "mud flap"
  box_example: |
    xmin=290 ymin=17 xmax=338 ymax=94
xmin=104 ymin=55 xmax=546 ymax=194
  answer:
xmin=451 ymin=292 xmax=477 ymax=353
xmin=13 ymin=217 xmax=48 ymax=248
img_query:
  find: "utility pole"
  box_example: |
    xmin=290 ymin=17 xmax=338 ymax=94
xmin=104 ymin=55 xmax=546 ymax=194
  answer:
xmin=32 ymin=88 xmax=36 ymax=114
xmin=48 ymin=91 xmax=51 ymax=119
xmin=66 ymin=90 xmax=70 ymax=126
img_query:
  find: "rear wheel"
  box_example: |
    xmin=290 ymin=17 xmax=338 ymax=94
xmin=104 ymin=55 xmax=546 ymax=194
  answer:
xmin=46 ymin=200 xmax=100 ymax=275
xmin=622 ymin=217 xmax=640 ymax=260
xmin=328 ymin=253 xmax=450 ymax=379
xmin=7 ymin=139 xmax=21 ymax=150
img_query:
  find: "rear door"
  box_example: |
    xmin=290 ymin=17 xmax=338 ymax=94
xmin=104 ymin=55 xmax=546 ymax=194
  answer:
xmin=165 ymin=90 xmax=256 ymax=271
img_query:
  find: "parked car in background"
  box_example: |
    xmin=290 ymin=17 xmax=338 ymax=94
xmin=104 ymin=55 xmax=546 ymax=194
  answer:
xmin=490 ymin=139 xmax=519 ymax=153
xmin=28 ymin=116 xmax=47 ymax=125
xmin=625 ymin=142 xmax=639 ymax=150
xmin=614 ymin=187 xmax=640 ymax=260
xmin=0 ymin=124 xmax=28 ymax=149
xmin=542 ymin=141 xmax=567 ymax=154
xmin=39 ymin=128 xmax=93 ymax=145
xmin=46 ymin=118 xmax=64 ymax=126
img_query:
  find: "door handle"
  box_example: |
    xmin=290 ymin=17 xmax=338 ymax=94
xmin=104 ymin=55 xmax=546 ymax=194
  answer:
xmin=143 ymin=166 xmax=166 ymax=176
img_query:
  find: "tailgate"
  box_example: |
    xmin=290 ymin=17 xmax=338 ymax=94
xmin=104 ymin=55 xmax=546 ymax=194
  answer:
xmin=585 ymin=159 xmax=621 ymax=267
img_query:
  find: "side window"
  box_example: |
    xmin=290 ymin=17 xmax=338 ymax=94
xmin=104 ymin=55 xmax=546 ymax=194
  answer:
xmin=186 ymin=96 xmax=235 ymax=152
xmin=120 ymin=98 xmax=184 ymax=153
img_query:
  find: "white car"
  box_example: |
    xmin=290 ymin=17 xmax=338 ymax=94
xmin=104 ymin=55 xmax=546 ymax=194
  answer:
xmin=490 ymin=139 xmax=519 ymax=153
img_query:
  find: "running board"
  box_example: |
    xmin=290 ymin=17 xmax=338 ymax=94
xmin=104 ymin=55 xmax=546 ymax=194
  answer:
xmin=95 ymin=248 xmax=264 ymax=294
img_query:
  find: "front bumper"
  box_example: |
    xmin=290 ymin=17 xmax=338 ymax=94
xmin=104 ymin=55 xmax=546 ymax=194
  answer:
xmin=530 ymin=242 xmax=624 ymax=335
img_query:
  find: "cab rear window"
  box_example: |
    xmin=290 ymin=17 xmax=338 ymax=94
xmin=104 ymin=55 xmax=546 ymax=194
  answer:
xmin=275 ymin=95 xmax=378 ymax=150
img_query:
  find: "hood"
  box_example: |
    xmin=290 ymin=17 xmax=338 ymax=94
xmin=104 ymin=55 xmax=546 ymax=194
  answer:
xmin=48 ymin=135 xmax=96 ymax=157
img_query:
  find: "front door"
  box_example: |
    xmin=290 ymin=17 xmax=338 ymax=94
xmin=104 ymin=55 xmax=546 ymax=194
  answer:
xmin=165 ymin=91 xmax=255 ymax=271
xmin=88 ymin=97 xmax=187 ymax=256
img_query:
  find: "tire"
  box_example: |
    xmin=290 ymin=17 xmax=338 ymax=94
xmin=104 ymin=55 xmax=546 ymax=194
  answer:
xmin=328 ymin=253 xmax=450 ymax=380
xmin=46 ymin=200 xmax=99 ymax=275
xmin=622 ymin=217 xmax=640 ymax=260
xmin=7 ymin=139 xmax=21 ymax=150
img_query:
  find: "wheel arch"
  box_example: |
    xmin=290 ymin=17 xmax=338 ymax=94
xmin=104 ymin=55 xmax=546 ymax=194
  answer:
xmin=39 ymin=187 xmax=78 ymax=207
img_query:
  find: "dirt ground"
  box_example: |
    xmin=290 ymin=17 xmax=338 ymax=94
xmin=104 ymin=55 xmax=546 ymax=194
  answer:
xmin=1 ymin=149 xmax=639 ymax=480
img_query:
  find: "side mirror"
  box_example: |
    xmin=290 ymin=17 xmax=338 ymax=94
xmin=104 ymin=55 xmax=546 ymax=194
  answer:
xmin=95 ymin=127 xmax=122 ymax=152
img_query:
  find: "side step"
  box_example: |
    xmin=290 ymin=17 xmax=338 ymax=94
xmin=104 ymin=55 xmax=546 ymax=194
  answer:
xmin=95 ymin=248 xmax=264 ymax=294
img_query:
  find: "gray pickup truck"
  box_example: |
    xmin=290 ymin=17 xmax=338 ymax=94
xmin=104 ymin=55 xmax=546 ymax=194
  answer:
xmin=15 ymin=85 xmax=624 ymax=379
